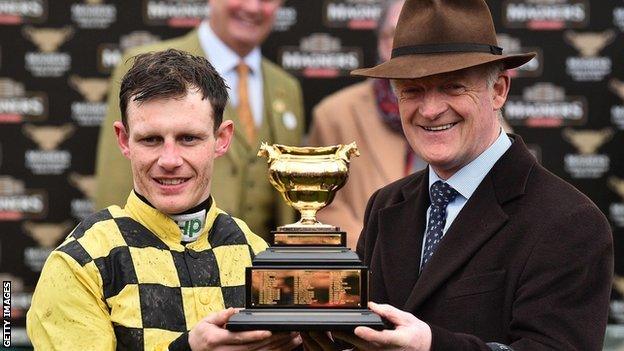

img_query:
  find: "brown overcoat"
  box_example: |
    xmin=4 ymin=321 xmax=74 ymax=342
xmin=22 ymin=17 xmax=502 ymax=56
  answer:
xmin=308 ymin=81 xmax=408 ymax=248
xmin=357 ymin=135 xmax=613 ymax=350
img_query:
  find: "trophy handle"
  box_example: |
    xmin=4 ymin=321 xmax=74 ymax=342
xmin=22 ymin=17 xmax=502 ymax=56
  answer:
xmin=257 ymin=142 xmax=282 ymax=163
xmin=335 ymin=142 xmax=360 ymax=163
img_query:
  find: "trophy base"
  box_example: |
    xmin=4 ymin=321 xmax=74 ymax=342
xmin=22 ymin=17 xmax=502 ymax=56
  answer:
xmin=276 ymin=224 xmax=340 ymax=232
xmin=271 ymin=230 xmax=346 ymax=247
xmin=253 ymin=248 xmax=361 ymax=265
xmin=225 ymin=308 xmax=385 ymax=332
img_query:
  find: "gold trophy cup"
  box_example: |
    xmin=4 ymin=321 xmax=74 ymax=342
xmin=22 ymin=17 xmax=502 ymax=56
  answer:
xmin=226 ymin=143 xmax=384 ymax=332
xmin=258 ymin=142 xmax=359 ymax=230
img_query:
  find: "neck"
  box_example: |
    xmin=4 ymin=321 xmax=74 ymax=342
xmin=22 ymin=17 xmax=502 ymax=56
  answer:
xmin=174 ymin=196 xmax=212 ymax=215
xmin=209 ymin=21 xmax=253 ymax=58
xmin=133 ymin=191 xmax=212 ymax=215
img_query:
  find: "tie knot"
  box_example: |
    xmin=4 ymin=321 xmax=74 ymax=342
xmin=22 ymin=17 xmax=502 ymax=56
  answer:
xmin=430 ymin=181 xmax=458 ymax=208
xmin=237 ymin=62 xmax=249 ymax=76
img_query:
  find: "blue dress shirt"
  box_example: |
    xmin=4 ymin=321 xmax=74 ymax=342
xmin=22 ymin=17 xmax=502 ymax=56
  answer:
xmin=420 ymin=130 xmax=512 ymax=268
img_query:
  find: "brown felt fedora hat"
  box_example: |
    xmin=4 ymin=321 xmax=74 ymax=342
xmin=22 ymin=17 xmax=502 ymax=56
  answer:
xmin=352 ymin=0 xmax=535 ymax=79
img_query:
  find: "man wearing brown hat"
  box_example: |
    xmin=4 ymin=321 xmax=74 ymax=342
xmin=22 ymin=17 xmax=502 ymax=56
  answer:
xmin=302 ymin=0 xmax=613 ymax=350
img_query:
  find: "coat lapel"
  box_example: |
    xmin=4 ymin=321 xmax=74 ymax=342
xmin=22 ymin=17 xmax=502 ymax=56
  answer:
xmin=262 ymin=59 xmax=299 ymax=147
xmin=377 ymin=172 xmax=430 ymax=308
xmin=353 ymin=82 xmax=405 ymax=182
xmin=222 ymin=105 xmax=244 ymax=164
xmin=404 ymin=175 xmax=509 ymax=311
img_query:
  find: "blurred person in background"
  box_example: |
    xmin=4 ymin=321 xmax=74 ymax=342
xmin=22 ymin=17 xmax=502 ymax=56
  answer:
xmin=95 ymin=0 xmax=304 ymax=240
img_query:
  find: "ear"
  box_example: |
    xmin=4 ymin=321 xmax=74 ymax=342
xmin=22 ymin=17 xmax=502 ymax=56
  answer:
xmin=492 ymin=71 xmax=511 ymax=110
xmin=113 ymin=121 xmax=131 ymax=160
xmin=213 ymin=120 xmax=234 ymax=158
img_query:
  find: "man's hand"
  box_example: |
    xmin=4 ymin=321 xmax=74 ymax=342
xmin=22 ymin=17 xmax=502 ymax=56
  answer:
xmin=188 ymin=308 xmax=302 ymax=351
xmin=352 ymin=302 xmax=432 ymax=351
xmin=301 ymin=302 xmax=431 ymax=351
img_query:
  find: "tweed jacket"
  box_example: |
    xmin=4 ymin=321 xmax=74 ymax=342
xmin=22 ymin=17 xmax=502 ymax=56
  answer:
xmin=94 ymin=29 xmax=304 ymax=237
xmin=308 ymin=81 xmax=410 ymax=248
xmin=357 ymin=135 xmax=613 ymax=350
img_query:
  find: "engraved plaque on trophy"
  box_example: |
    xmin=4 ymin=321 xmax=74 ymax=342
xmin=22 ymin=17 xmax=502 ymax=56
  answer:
xmin=226 ymin=143 xmax=384 ymax=332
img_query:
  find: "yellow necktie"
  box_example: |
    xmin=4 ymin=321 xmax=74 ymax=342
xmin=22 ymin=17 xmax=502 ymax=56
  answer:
xmin=236 ymin=62 xmax=256 ymax=143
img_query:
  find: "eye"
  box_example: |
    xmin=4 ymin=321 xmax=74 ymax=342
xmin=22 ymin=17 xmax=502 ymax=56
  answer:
xmin=140 ymin=136 xmax=160 ymax=146
xmin=443 ymin=83 xmax=466 ymax=94
xmin=180 ymin=135 xmax=200 ymax=144
xmin=399 ymin=86 xmax=423 ymax=100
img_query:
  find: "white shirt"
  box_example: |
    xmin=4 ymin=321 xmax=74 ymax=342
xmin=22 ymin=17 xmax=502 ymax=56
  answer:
xmin=198 ymin=21 xmax=264 ymax=126
xmin=420 ymin=130 xmax=512 ymax=268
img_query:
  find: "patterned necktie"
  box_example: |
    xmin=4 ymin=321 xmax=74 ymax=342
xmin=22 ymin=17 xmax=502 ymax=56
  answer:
xmin=236 ymin=62 xmax=256 ymax=142
xmin=421 ymin=181 xmax=459 ymax=270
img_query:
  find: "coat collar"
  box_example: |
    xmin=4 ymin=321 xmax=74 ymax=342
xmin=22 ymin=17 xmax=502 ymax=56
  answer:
xmin=122 ymin=191 xmax=220 ymax=251
xmin=377 ymin=135 xmax=536 ymax=310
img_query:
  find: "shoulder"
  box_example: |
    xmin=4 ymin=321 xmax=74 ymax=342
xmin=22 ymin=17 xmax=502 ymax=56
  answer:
xmin=315 ymin=81 xmax=372 ymax=112
xmin=261 ymin=58 xmax=301 ymax=91
xmin=495 ymin=145 xmax=610 ymax=243
xmin=528 ymin=164 xmax=607 ymax=223
xmin=495 ymin=136 xmax=604 ymax=218
xmin=114 ymin=31 xmax=198 ymax=77
xmin=65 ymin=207 xmax=121 ymax=242
xmin=124 ymin=31 xmax=197 ymax=58
xmin=56 ymin=206 xmax=129 ymax=263
xmin=311 ymin=81 xmax=372 ymax=130
xmin=210 ymin=208 xmax=268 ymax=255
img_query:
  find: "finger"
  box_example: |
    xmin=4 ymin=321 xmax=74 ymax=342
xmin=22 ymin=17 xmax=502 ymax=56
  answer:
xmin=353 ymin=327 xmax=398 ymax=347
xmin=223 ymin=330 xmax=273 ymax=345
xmin=332 ymin=331 xmax=377 ymax=350
xmin=190 ymin=326 xmax=270 ymax=351
xmin=203 ymin=307 xmax=237 ymax=327
xmin=368 ymin=302 xmax=413 ymax=326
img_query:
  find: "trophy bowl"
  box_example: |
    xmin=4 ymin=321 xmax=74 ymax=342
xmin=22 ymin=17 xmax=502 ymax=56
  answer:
xmin=258 ymin=142 xmax=359 ymax=230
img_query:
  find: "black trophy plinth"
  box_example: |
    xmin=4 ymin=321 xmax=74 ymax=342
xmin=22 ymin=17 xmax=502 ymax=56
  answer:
xmin=226 ymin=229 xmax=384 ymax=332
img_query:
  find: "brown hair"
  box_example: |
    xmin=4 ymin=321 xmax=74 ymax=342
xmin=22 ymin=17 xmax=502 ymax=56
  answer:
xmin=119 ymin=49 xmax=229 ymax=131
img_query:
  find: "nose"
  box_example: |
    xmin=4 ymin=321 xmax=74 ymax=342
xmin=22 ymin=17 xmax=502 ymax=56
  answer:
xmin=157 ymin=141 xmax=183 ymax=170
xmin=241 ymin=0 xmax=261 ymax=13
xmin=419 ymin=91 xmax=447 ymax=119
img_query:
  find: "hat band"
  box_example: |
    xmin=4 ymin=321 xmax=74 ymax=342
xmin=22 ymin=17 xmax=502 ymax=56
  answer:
xmin=392 ymin=43 xmax=503 ymax=58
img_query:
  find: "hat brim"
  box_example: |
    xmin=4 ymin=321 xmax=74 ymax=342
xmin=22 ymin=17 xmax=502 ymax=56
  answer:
xmin=351 ymin=52 xmax=536 ymax=79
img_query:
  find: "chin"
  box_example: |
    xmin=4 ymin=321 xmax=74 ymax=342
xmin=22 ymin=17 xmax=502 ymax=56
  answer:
xmin=152 ymin=200 xmax=187 ymax=215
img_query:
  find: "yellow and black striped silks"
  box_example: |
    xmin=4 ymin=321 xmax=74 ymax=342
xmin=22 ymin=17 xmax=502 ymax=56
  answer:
xmin=27 ymin=191 xmax=268 ymax=351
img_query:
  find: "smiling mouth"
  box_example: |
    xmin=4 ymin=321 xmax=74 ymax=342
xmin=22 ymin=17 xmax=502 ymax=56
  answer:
xmin=155 ymin=178 xmax=188 ymax=186
xmin=422 ymin=123 xmax=457 ymax=131
xmin=234 ymin=14 xmax=259 ymax=27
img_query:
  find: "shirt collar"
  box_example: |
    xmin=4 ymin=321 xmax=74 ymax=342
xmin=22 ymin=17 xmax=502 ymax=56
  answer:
xmin=198 ymin=20 xmax=262 ymax=76
xmin=124 ymin=190 xmax=219 ymax=249
xmin=429 ymin=129 xmax=512 ymax=200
